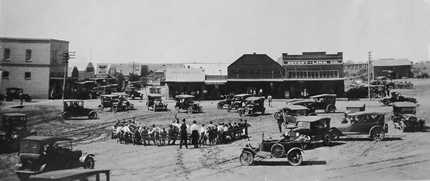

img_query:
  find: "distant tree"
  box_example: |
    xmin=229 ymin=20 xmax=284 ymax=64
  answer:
xmin=71 ymin=66 xmax=79 ymax=79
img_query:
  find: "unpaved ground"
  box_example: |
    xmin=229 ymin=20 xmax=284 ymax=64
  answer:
xmin=1 ymin=79 xmax=430 ymax=181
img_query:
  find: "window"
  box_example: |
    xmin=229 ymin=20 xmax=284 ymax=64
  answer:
xmin=25 ymin=72 xmax=31 ymax=80
xmin=25 ymin=49 xmax=32 ymax=61
xmin=150 ymin=87 xmax=161 ymax=94
xmin=3 ymin=48 xmax=10 ymax=61
xmin=2 ymin=71 xmax=9 ymax=79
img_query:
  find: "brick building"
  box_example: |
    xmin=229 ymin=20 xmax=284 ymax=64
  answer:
xmin=373 ymin=58 xmax=412 ymax=79
xmin=0 ymin=37 xmax=69 ymax=98
xmin=281 ymin=52 xmax=345 ymax=98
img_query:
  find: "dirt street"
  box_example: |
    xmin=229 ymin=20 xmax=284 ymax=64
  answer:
xmin=1 ymin=79 xmax=430 ymax=181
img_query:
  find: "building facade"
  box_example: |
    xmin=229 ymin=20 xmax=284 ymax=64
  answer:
xmin=0 ymin=37 xmax=69 ymax=98
xmin=344 ymin=62 xmax=368 ymax=77
xmin=373 ymin=58 xmax=412 ymax=79
xmin=281 ymin=52 xmax=345 ymax=98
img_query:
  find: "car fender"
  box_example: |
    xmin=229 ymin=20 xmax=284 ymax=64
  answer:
xmin=242 ymin=147 xmax=257 ymax=155
xmin=287 ymin=147 xmax=304 ymax=155
xmin=368 ymin=125 xmax=382 ymax=137
xmin=79 ymin=154 xmax=95 ymax=163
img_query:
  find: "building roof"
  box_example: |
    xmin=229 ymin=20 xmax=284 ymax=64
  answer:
xmin=374 ymin=58 xmax=411 ymax=67
xmin=229 ymin=53 xmax=281 ymax=67
xmin=0 ymin=37 xmax=68 ymax=43
xmin=164 ymin=66 xmax=205 ymax=82
xmin=184 ymin=63 xmax=228 ymax=76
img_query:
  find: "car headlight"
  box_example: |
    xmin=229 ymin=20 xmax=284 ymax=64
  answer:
xmin=12 ymin=134 xmax=19 ymax=139
xmin=15 ymin=163 xmax=22 ymax=168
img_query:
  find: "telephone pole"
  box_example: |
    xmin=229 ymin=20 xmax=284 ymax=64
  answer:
xmin=368 ymin=51 xmax=372 ymax=100
xmin=62 ymin=51 xmax=75 ymax=102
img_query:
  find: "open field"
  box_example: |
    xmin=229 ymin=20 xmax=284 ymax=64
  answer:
xmin=1 ymin=79 xmax=430 ymax=181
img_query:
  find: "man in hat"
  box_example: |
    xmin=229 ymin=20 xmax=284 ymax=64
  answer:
xmin=179 ymin=119 xmax=188 ymax=149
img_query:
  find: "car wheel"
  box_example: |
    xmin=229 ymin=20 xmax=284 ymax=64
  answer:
xmin=239 ymin=151 xmax=254 ymax=166
xmin=83 ymin=157 xmax=95 ymax=169
xmin=370 ymin=126 xmax=384 ymax=141
xmin=270 ymin=143 xmax=285 ymax=158
xmin=88 ymin=112 xmax=97 ymax=119
xmin=287 ymin=148 xmax=303 ymax=166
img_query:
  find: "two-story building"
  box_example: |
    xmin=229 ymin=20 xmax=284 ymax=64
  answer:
xmin=281 ymin=52 xmax=345 ymax=98
xmin=0 ymin=37 xmax=69 ymax=99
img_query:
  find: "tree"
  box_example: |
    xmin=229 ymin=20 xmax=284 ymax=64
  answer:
xmin=71 ymin=66 xmax=79 ymax=80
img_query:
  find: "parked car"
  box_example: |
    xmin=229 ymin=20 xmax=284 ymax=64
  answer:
xmin=5 ymin=88 xmax=32 ymax=102
xmin=146 ymin=94 xmax=168 ymax=112
xmin=238 ymin=97 xmax=265 ymax=116
xmin=0 ymin=113 xmax=34 ymax=152
xmin=175 ymin=95 xmax=202 ymax=113
xmin=380 ymin=90 xmax=417 ymax=106
xmin=331 ymin=111 xmax=388 ymax=141
xmin=273 ymin=104 xmax=314 ymax=124
xmin=293 ymin=116 xmax=334 ymax=146
xmin=125 ymin=86 xmax=143 ymax=100
xmin=217 ymin=94 xmax=233 ymax=109
xmin=228 ymin=94 xmax=252 ymax=111
xmin=391 ymin=102 xmax=425 ymax=132
xmin=15 ymin=136 xmax=95 ymax=180
xmin=27 ymin=169 xmax=110 ymax=181
xmin=62 ymin=100 xmax=98 ymax=120
xmin=99 ymin=94 xmax=133 ymax=112
xmin=99 ymin=94 xmax=120 ymax=109
xmin=239 ymin=135 xmax=305 ymax=166
xmin=288 ymin=94 xmax=337 ymax=113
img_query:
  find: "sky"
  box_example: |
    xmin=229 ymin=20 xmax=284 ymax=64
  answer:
xmin=1 ymin=0 xmax=430 ymax=69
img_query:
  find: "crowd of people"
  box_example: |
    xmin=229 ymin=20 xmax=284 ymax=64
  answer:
xmin=111 ymin=118 xmax=250 ymax=148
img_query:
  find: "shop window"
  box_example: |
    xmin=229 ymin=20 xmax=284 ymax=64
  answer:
xmin=25 ymin=72 xmax=31 ymax=80
xmin=3 ymin=48 xmax=10 ymax=61
xmin=2 ymin=71 xmax=9 ymax=79
xmin=25 ymin=49 xmax=32 ymax=61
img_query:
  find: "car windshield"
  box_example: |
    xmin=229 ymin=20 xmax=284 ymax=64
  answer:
xmin=20 ymin=140 xmax=41 ymax=154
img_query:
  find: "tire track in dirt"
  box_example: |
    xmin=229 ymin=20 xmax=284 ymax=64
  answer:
xmin=175 ymin=148 xmax=191 ymax=180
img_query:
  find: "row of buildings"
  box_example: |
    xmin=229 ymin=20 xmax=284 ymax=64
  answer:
xmin=0 ymin=37 xmax=414 ymax=99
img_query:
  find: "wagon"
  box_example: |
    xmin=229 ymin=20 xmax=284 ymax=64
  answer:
xmin=392 ymin=102 xmax=425 ymax=132
xmin=62 ymin=100 xmax=97 ymax=119
xmin=146 ymin=94 xmax=168 ymax=112
xmin=16 ymin=136 xmax=95 ymax=180
xmin=239 ymin=134 xmax=305 ymax=166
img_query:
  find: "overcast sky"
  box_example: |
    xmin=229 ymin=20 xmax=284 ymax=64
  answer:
xmin=1 ymin=0 xmax=430 ymax=69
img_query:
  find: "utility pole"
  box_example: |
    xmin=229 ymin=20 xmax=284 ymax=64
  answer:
xmin=62 ymin=51 xmax=75 ymax=102
xmin=368 ymin=51 xmax=372 ymax=100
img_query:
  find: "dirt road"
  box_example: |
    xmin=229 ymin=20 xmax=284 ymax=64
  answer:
xmin=1 ymin=79 xmax=430 ymax=181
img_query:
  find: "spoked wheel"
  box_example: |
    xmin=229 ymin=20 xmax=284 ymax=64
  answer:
xmin=287 ymin=148 xmax=303 ymax=166
xmin=370 ymin=127 xmax=385 ymax=141
xmin=88 ymin=112 xmax=97 ymax=119
xmin=83 ymin=157 xmax=95 ymax=169
xmin=270 ymin=143 xmax=285 ymax=158
xmin=239 ymin=151 xmax=254 ymax=166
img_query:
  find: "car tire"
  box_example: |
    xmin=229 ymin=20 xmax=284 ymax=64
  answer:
xmin=370 ymin=126 xmax=384 ymax=141
xmin=88 ymin=112 xmax=97 ymax=119
xmin=83 ymin=157 xmax=95 ymax=169
xmin=270 ymin=143 xmax=285 ymax=158
xmin=287 ymin=148 xmax=303 ymax=166
xmin=239 ymin=151 xmax=254 ymax=166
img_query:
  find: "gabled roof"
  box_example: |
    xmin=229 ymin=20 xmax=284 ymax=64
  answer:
xmin=229 ymin=53 xmax=281 ymax=68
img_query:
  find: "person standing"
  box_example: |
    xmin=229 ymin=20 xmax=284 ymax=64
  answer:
xmin=190 ymin=120 xmax=200 ymax=148
xmin=267 ymin=95 xmax=272 ymax=107
xmin=179 ymin=119 xmax=188 ymax=149
xmin=19 ymin=90 xmax=24 ymax=106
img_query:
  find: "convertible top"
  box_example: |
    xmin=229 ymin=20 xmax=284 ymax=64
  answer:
xmin=311 ymin=94 xmax=336 ymax=98
xmin=23 ymin=136 xmax=72 ymax=142
xmin=282 ymin=104 xmax=309 ymax=111
xmin=347 ymin=111 xmax=385 ymax=116
xmin=29 ymin=168 xmax=110 ymax=181
xmin=295 ymin=116 xmax=330 ymax=122
xmin=245 ymin=97 xmax=265 ymax=101
xmin=392 ymin=102 xmax=416 ymax=107
xmin=175 ymin=94 xmax=194 ymax=99
xmin=2 ymin=113 xmax=27 ymax=117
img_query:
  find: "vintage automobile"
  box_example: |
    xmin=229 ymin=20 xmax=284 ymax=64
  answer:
xmin=146 ymin=94 xmax=168 ymax=112
xmin=330 ymin=111 xmax=388 ymax=141
xmin=15 ymin=136 xmax=95 ymax=180
xmin=288 ymin=94 xmax=337 ymax=113
xmin=293 ymin=116 xmax=334 ymax=146
xmin=228 ymin=94 xmax=252 ymax=111
xmin=62 ymin=100 xmax=98 ymax=120
xmin=125 ymin=86 xmax=144 ymax=100
xmin=380 ymin=90 xmax=417 ymax=106
xmin=238 ymin=97 xmax=266 ymax=116
xmin=239 ymin=134 xmax=305 ymax=166
xmin=273 ymin=105 xmax=314 ymax=124
xmin=27 ymin=169 xmax=110 ymax=181
xmin=174 ymin=94 xmax=202 ymax=113
xmin=392 ymin=102 xmax=425 ymax=132
xmin=0 ymin=113 xmax=34 ymax=152
xmin=217 ymin=94 xmax=234 ymax=109
xmin=99 ymin=94 xmax=133 ymax=112
xmin=5 ymin=88 xmax=32 ymax=102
